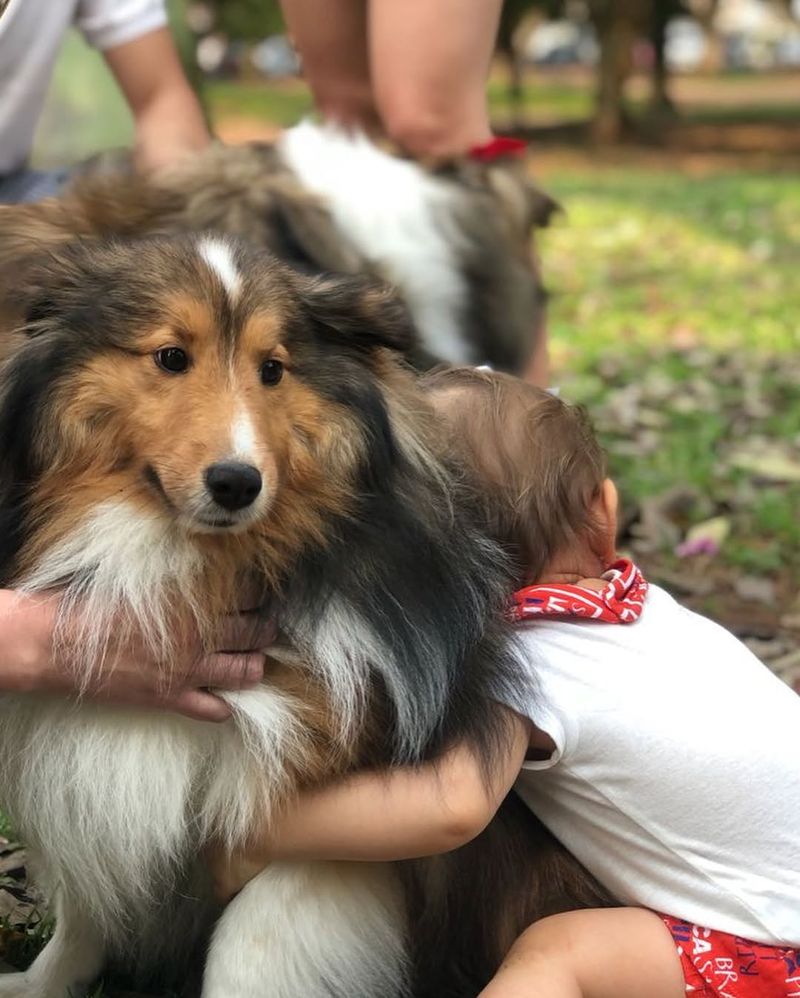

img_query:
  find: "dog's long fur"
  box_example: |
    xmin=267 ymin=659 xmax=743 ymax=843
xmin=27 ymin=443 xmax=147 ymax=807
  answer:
xmin=0 ymin=234 xmax=611 ymax=998
xmin=0 ymin=123 xmax=556 ymax=374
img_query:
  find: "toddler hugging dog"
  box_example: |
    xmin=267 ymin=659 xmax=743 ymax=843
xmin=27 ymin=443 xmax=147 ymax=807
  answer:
xmin=212 ymin=368 xmax=800 ymax=998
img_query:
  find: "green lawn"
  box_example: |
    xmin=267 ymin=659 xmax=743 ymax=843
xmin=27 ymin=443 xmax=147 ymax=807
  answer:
xmin=206 ymin=79 xmax=314 ymax=126
xmin=538 ymin=167 xmax=800 ymax=594
xmin=542 ymin=169 xmax=800 ymax=358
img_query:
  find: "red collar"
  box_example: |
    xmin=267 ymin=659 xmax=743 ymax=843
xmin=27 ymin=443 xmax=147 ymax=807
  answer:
xmin=510 ymin=559 xmax=648 ymax=625
xmin=468 ymin=137 xmax=527 ymax=162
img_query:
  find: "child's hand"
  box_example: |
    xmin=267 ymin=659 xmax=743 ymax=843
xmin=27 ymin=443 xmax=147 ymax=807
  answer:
xmin=208 ymin=843 xmax=271 ymax=902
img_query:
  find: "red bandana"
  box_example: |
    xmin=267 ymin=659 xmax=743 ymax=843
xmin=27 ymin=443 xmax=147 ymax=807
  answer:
xmin=510 ymin=559 xmax=648 ymax=625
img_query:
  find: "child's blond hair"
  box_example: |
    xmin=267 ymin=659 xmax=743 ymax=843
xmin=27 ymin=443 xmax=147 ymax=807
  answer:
xmin=421 ymin=368 xmax=608 ymax=585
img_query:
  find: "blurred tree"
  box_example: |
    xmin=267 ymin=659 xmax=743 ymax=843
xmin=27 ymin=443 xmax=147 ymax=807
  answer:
xmin=650 ymin=0 xmax=684 ymax=115
xmin=499 ymin=0 xmax=694 ymax=141
xmin=585 ymin=0 xmax=650 ymax=141
xmin=689 ymin=0 xmax=722 ymax=72
xmin=208 ymin=0 xmax=285 ymax=40
xmin=497 ymin=0 xmax=534 ymax=123
xmin=497 ymin=0 xmax=566 ymax=125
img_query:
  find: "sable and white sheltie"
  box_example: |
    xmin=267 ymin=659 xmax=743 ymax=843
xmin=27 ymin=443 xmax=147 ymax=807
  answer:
xmin=0 ymin=234 xmax=609 ymax=998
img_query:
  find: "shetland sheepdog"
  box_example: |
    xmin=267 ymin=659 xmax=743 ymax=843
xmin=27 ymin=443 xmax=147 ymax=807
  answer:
xmin=0 ymin=233 xmax=608 ymax=998
xmin=0 ymin=123 xmax=556 ymax=374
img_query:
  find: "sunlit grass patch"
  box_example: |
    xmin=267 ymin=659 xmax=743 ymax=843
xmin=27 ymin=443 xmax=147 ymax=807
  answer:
xmin=541 ymin=169 xmax=800 ymax=360
xmin=206 ymin=79 xmax=314 ymax=128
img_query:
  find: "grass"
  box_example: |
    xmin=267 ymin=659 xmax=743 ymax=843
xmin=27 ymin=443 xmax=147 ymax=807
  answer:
xmin=541 ymin=169 xmax=800 ymax=359
xmin=536 ymin=165 xmax=800 ymax=587
xmin=206 ymin=79 xmax=314 ymax=127
xmin=488 ymin=76 xmax=594 ymax=120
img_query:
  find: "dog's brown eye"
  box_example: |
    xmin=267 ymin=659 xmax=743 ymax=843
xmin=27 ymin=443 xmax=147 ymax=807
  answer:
xmin=155 ymin=347 xmax=189 ymax=374
xmin=260 ymin=359 xmax=283 ymax=386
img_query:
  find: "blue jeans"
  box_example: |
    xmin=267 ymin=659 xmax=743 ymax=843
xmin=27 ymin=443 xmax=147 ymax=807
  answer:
xmin=0 ymin=166 xmax=70 ymax=203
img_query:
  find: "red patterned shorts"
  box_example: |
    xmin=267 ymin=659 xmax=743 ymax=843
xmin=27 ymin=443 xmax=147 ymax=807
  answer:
xmin=661 ymin=915 xmax=800 ymax=998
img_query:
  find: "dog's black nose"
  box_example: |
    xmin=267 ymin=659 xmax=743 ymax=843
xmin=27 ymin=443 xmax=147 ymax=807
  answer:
xmin=205 ymin=462 xmax=263 ymax=511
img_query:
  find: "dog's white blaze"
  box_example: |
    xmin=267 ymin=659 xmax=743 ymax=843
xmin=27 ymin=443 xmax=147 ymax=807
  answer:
xmin=199 ymin=237 xmax=242 ymax=302
xmin=231 ymin=406 xmax=258 ymax=460
xmin=203 ymin=861 xmax=408 ymax=998
xmin=278 ymin=122 xmax=473 ymax=365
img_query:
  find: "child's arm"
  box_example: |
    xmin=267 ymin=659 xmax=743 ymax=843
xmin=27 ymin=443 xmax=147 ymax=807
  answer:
xmin=212 ymin=707 xmax=530 ymax=898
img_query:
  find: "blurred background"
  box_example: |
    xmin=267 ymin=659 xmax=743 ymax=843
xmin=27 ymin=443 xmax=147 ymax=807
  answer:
xmin=31 ymin=0 xmax=800 ymax=681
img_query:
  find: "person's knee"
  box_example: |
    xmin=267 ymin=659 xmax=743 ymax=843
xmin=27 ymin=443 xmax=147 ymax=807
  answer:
xmin=379 ymin=93 xmax=483 ymax=160
xmin=383 ymin=107 xmax=452 ymax=159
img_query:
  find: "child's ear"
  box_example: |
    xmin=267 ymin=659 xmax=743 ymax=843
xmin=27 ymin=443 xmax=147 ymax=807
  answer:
xmin=591 ymin=479 xmax=619 ymax=564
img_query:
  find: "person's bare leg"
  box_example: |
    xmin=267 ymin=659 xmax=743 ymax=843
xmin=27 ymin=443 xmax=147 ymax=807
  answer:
xmin=478 ymin=908 xmax=685 ymax=998
xmin=369 ymin=0 xmax=502 ymax=161
xmin=279 ymin=0 xmax=379 ymax=132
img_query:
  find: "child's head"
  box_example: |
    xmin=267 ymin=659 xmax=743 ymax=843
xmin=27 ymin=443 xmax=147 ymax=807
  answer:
xmin=420 ymin=367 xmax=616 ymax=586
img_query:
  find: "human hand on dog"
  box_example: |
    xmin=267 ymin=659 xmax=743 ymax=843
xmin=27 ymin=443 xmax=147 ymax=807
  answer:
xmin=0 ymin=589 xmax=274 ymax=722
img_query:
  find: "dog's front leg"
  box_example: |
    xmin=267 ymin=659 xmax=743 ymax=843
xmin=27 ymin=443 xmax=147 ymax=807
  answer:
xmin=0 ymin=889 xmax=104 ymax=998
xmin=201 ymin=860 xmax=408 ymax=998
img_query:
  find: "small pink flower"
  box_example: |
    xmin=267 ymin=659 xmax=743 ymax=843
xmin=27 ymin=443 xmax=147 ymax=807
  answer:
xmin=675 ymin=537 xmax=720 ymax=559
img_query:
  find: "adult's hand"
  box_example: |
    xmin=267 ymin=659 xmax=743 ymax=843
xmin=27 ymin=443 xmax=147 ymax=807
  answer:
xmin=0 ymin=589 xmax=272 ymax=722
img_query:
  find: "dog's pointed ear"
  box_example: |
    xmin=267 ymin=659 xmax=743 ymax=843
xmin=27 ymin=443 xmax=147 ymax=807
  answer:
xmin=0 ymin=262 xmax=63 ymax=338
xmin=302 ymin=274 xmax=417 ymax=354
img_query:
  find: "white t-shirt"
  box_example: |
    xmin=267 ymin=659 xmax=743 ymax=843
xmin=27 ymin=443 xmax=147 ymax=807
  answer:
xmin=512 ymin=583 xmax=800 ymax=947
xmin=0 ymin=0 xmax=167 ymax=174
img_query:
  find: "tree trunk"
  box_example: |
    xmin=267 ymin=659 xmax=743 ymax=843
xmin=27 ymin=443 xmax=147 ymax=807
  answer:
xmin=496 ymin=4 xmax=527 ymax=130
xmin=590 ymin=2 xmax=640 ymax=143
xmin=650 ymin=1 xmax=676 ymax=114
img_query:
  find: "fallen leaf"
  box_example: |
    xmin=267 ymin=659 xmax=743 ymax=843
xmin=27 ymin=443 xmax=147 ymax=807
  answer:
xmin=728 ymin=444 xmax=800 ymax=483
xmin=0 ymin=889 xmax=18 ymax=919
xmin=734 ymin=576 xmax=777 ymax=605
xmin=0 ymin=850 xmax=25 ymax=877
xmin=675 ymin=516 xmax=731 ymax=558
xmin=771 ymin=649 xmax=800 ymax=676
